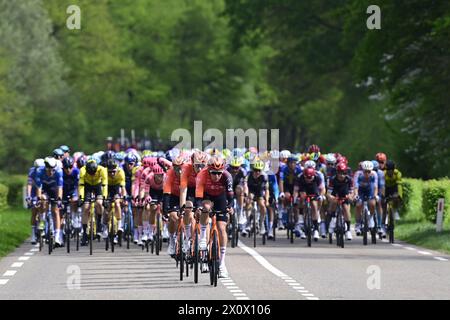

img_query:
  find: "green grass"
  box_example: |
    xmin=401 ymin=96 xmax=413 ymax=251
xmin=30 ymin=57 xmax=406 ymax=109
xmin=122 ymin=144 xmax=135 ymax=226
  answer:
xmin=395 ymin=218 xmax=450 ymax=255
xmin=0 ymin=207 xmax=30 ymax=257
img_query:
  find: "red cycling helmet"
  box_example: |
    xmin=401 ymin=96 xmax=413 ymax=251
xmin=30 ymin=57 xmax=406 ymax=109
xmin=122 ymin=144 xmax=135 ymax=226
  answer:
xmin=336 ymin=162 xmax=348 ymax=173
xmin=152 ymin=164 xmax=164 ymax=175
xmin=191 ymin=151 xmax=208 ymax=165
xmin=375 ymin=153 xmax=387 ymax=163
xmin=318 ymin=155 xmax=326 ymax=164
xmin=172 ymin=155 xmax=185 ymax=167
xmin=304 ymin=167 xmax=315 ymax=178
xmin=208 ymin=156 xmax=225 ymax=171
xmin=308 ymin=144 xmax=320 ymax=154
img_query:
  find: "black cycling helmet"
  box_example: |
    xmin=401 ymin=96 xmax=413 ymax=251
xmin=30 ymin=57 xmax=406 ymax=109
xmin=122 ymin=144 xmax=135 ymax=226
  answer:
xmin=62 ymin=157 xmax=74 ymax=169
xmin=106 ymin=159 xmax=118 ymax=171
xmin=101 ymin=151 xmax=115 ymax=166
xmin=86 ymin=160 xmax=98 ymax=175
xmin=77 ymin=156 xmax=87 ymax=169
xmin=386 ymin=160 xmax=395 ymax=170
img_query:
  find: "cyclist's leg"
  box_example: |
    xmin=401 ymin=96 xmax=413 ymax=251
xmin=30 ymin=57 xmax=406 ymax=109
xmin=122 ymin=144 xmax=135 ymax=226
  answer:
xmin=257 ymin=196 xmax=266 ymax=232
xmin=311 ymin=200 xmax=320 ymax=237
xmin=343 ymin=202 xmax=352 ymax=239
xmin=212 ymin=194 xmax=229 ymax=276
xmin=199 ymin=200 xmax=212 ymax=248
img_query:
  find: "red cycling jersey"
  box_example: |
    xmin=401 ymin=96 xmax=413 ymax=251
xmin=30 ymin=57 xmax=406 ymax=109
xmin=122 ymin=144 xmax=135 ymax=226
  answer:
xmin=195 ymin=168 xmax=233 ymax=198
xmin=163 ymin=168 xmax=181 ymax=197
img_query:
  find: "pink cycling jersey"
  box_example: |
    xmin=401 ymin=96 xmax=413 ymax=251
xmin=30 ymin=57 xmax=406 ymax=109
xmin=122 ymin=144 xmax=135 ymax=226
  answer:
xmin=144 ymin=172 xmax=165 ymax=193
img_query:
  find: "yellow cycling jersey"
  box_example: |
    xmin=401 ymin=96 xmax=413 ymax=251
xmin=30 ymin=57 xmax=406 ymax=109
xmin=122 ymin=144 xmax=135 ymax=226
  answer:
xmin=108 ymin=168 xmax=126 ymax=187
xmin=79 ymin=166 xmax=108 ymax=198
xmin=384 ymin=168 xmax=403 ymax=197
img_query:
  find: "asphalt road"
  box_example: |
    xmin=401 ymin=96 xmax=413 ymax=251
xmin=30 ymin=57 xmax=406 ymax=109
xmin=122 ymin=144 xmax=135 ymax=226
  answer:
xmin=0 ymin=230 xmax=449 ymax=300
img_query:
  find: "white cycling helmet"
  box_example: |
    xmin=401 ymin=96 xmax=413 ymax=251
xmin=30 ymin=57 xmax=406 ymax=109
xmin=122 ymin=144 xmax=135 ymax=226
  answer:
xmin=44 ymin=157 xmax=57 ymax=169
xmin=325 ymin=153 xmax=336 ymax=164
xmin=304 ymin=160 xmax=316 ymax=169
xmin=34 ymin=158 xmax=45 ymax=168
xmin=361 ymin=161 xmax=374 ymax=171
xmin=270 ymin=150 xmax=280 ymax=159
xmin=280 ymin=150 xmax=291 ymax=159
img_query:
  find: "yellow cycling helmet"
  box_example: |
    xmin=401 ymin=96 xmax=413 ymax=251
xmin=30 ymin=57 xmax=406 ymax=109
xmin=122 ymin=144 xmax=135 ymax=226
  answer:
xmin=230 ymin=157 xmax=243 ymax=168
xmin=253 ymin=160 xmax=265 ymax=171
xmin=222 ymin=149 xmax=231 ymax=159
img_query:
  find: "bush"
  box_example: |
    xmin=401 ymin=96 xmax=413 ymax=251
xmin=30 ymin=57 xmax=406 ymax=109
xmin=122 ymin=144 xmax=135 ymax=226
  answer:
xmin=422 ymin=180 xmax=450 ymax=224
xmin=0 ymin=183 xmax=8 ymax=211
xmin=0 ymin=173 xmax=26 ymax=207
xmin=401 ymin=178 xmax=424 ymax=221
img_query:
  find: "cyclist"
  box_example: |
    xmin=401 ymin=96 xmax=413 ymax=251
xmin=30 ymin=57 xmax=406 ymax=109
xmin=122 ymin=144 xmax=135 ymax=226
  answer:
xmin=180 ymin=151 xmax=208 ymax=208
xmin=293 ymin=167 xmax=326 ymax=241
xmin=195 ymin=156 xmax=234 ymax=278
xmin=354 ymin=161 xmax=378 ymax=235
xmin=384 ymin=160 xmax=403 ymax=221
xmin=26 ymin=159 xmax=45 ymax=245
xmin=243 ymin=160 xmax=269 ymax=236
xmin=162 ymin=155 xmax=185 ymax=256
xmin=61 ymin=157 xmax=80 ymax=238
xmin=60 ymin=145 xmax=70 ymax=159
xmin=266 ymin=154 xmax=280 ymax=239
xmin=226 ymin=156 xmax=248 ymax=230
xmin=78 ymin=159 xmax=108 ymax=246
xmin=35 ymin=157 xmax=64 ymax=246
xmin=327 ymin=162 xmax=354 ymax=240
xmin=76 ymin=154 xmax=87 ymax=169
xmin=105 ymin=159 xmax=127 ymax=243
xmin=279 ymin=156 xmax=302 ymax=236
xmin=141 ymin=164 xmax=166 ymax=243
xmin=53 ymin=148 xmax=64 ymax=169
xmin=123 ymin=153 xmax=139 ymax=243
xmin=372 ymin=160 xmax=386 ymax=236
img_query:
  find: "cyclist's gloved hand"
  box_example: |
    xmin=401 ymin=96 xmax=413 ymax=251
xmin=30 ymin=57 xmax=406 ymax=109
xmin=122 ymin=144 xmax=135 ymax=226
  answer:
xmin=57 ymin=198 xmax=62 ymax=208
xmin=279 ymin=192 xmax=285 ymax=199
xmin=78 ymin=198 xmax=84 ymax=207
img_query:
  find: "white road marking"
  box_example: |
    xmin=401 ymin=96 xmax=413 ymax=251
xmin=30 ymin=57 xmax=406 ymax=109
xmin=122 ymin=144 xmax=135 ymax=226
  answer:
xmin=236 ymin=297 xmax=250 ymax=300
xmin=220 ymin=276 xmax=250 ymax=300
xmin=392 ymin=243 xmax=403 ymax=247
xmin=302 ymin=293 xmax=315 ymax=297
xmin=306 ymin=297 xmax=320 ymax=300
xmin=24 ymin=252 xmax=34 ymax=256
xmin=434 ymin=257 xmax=448 ymax=261
xmin=222 ymin=283 xmax=236 ymax=286
xmin=0 ymin=279 xmax=9 ymax=285
xmin=293 ymin=286 xmax=305 ymax=290
xmin=297 ymin=290 xmax=309 ymax=293
xmin=233 ymin=293 xmax=247 ymax=297
xmin=30 ymin=248 xmax=39 ymax=252
xmin=230 ymin=290 xmax=243 ymax=293
xmin=404 ymin=247 xmax=416 ymax=251
xmin=11 ymin=262 xmax=24 ymax=268
xmin=226 ymin=286 xmax=239 ymax=289
xmin=3 ymin=270 xmax=17 ymax=277
xmin=238 ymin=240 xmax=319 ymax=300
xmin=417 ymin=251 xmax=432 ymax=255
xmin=18 ymin=257 xmax=30 ymax=261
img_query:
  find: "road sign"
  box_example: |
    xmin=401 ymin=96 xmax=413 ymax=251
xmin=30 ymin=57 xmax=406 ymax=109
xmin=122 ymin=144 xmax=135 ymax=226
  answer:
xmin=436 ymin=198 xmax=444 ymax=232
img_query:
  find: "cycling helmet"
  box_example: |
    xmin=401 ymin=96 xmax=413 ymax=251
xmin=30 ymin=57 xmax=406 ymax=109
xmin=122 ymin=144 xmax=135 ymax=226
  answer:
xmin=253 ymin=160 xmax=265 ymax=171
xmin=115 ymin=152 xmax=125 ymax=162
xmin=270 ymin=150 xmax=280 ymax=159
xmin=142 ymin=150 xmax=152 ymax=157
xmin=53 ymin=148 xmax=64 ymax=158
xmin=59 ymin=145 xmax=70 ymax=153
xmin=44 ymin=157 xmax=57 ymax=169
xmin=101 ymin=151 xmax=115 ymax=164
xmin=152 ymin=164 xmax=164 ymax=175
xmin=325 ymin=153 xmax=336 ymax=164
xmin=304 ymin=160 xmax=316 ymax=169
xmin=232 ymin=148 xmax=243 ymax=158
xmin=192 ymin=151 xmax=208 ymax=165
xmin=336 ymin=162 xmax=348 ymax=173
xmin=361 ymin=161 xmax=374 ymax=171
xmin=309 ymin=152 xmax=320 ymax=162
xmin=371 ymin=160 xmax=380 ymax=171
xmin=287 ymin=155 xmax=298 ymax=163
xmin=34 ymin=158 xmax=45 ymax=168
xmin=86 ymin=160 xmax=98 ymax=175
xmin=62 ymin=157 xmax=74 ymax=169
xmin=172 ymin=155 xmax=185 ymax=167
xmin=208 ymin=156 xmax=225 ymax=171
xmin=76 ymin=155 xmax=87 ymax=168
xmin=304 ymin=167 xmax=316 ymax=178
xmin=280 ymin=150 xmax=291 ymax=159
xmin=376 ymin=153 xmax=387 ymax=163
xmin=386 ymin=160 xmax=395 ymax=170
xmin=222 ymin=149 xmax=231 ymax=159
xmin=142 ymin=157 xmax=156 ymax=168
xmin=308 ymin=144 xmax=320 ymax=154
xmin=249 ymin=147 xmax=258 ymax=154
xmin=125 ymin=153 xmax=137 ymax=164
xmin=106 ymin=159 xmax=118 ymax=171
xmin=230 ymin=157 xmax=243 ymax=168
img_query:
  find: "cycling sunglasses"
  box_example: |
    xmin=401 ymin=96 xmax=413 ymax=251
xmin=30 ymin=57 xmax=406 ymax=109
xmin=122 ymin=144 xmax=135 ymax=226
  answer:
xmin=194 ymin=163 xmax=206 ymax=170
xmin=209 ymin=171 xmax=223 ymax=176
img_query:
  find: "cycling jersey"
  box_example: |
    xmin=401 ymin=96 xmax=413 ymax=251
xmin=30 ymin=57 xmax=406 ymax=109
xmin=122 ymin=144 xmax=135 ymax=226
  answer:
xmin=123 ymin=164 xmax=138 ymax=196
xmin=226 ymin=166 xmax=247 ymax=190
xmin=27 ymin=166 xmax=41 ymax=197
xmin=280 ymin=165 xmax=302 ymax=193
xmin=295 ymin=173 xmax=325 ymax=196
xmin=132 ymin=166 xmax=145 ymax=198
xmin=35 ymin=167 xmax=63 ymax=194
xmin=384 ymin=169 xmax=403 ymax=198
xmin=180 ymin=163 xmax=198 ymax=189
xmin=79 ymin=166 xmax=108 ymax=199
xmin=268 ymin=174 xmax=279 ymax=203
xmin=375 ymin=169 xmax=385 ymax=196
xmin=328 ymin=175 xmax=353 ymax=198
xmin=108 ymin=168 xmax=126 ymax=187
xmin=163 ymin=167 xmax=181 ymax=197
xmin=63 ymin=167 xmax=80 ymax=198
xmin=354 ymin=170 xmax=378 ymax=200
xmin=195 ymin=169 xmax=233 ymax=203
xmin=246 ymin=171 xmax=268 ymax=198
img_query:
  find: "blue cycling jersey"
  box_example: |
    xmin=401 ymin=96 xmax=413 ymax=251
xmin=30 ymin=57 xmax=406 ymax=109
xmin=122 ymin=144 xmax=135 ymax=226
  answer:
xmin=354 ymin=171 xmax=378 ymax=198
xmin=63 ymin=167 xmax=80 ymax=195
xmin=35 ymin=167 xmax=63 ymax=192
xmin=268 ymin=174 xmax=279 ymax=199
xmin=280 ymin=165 xmax=302 ymax=186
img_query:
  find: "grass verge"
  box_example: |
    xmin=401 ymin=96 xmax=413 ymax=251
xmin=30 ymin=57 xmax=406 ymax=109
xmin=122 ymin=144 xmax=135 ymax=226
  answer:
xmin=0 ymin=207 xmax=30 ymax=257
